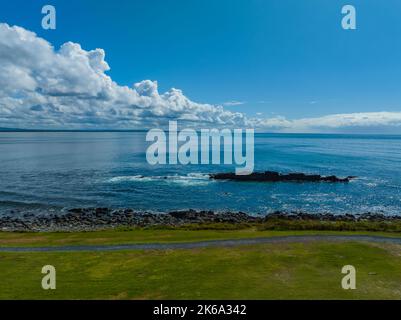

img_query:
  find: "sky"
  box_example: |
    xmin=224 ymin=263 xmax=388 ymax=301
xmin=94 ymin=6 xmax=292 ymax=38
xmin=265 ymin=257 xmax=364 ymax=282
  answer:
xmin=1 ymin=0 xmax=401 ymax=132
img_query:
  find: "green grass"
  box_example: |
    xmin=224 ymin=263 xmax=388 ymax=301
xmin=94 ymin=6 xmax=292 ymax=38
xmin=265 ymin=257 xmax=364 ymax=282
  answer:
xmin=257 ymin=218 xmax=401 ymax=232
xmin=1 ymin=241 xmax=401 ymax=299
xmin=1 ymin=225 xmax=401 ymax=299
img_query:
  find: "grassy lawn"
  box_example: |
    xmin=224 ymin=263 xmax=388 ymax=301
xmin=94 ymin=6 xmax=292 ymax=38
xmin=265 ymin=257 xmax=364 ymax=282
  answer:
xmin=1 ymin=226 xmax=401 ymax=299
xmin=0 ymin=240 xmax=401 ymax=299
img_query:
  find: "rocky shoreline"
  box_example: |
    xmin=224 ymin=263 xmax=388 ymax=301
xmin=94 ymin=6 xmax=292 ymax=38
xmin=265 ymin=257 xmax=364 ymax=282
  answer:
xmin=0 ymin=208 xmax=400 ymax=232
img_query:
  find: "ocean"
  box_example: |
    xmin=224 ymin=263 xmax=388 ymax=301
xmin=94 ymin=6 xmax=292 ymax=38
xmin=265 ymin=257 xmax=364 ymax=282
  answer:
xmin=0 ymin=132 xmax=401 ymax=217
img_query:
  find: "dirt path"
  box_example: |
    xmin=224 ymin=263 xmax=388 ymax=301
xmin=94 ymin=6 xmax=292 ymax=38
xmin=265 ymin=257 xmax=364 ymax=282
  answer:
xmin=0 ymin=235 xmax=401 ymax=252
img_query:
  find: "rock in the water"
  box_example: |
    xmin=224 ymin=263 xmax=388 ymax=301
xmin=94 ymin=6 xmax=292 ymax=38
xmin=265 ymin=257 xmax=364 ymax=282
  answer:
xmin=209 ymin=171 xmax=355 ymax=183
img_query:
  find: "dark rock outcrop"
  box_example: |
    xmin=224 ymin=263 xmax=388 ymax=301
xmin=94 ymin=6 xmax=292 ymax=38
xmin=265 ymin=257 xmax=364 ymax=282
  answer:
xmin=0 ymin=208 xmax=398 ymax=232
xmin=209 ymin=171 xmax=356 ymax=183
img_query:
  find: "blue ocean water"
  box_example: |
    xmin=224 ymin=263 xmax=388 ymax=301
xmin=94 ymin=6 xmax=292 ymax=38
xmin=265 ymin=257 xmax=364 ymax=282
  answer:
xmin=0 ymin=132 xmax=401 ymax=216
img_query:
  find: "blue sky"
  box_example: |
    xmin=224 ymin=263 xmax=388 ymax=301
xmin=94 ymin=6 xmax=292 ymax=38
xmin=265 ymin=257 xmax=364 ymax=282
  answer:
xmin=1 ymin=0 xmax=401 ymax=131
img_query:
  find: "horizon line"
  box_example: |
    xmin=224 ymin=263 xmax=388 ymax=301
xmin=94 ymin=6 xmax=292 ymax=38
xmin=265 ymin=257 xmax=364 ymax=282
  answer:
xmin=1 ymin=127 xmax=401 ymax=136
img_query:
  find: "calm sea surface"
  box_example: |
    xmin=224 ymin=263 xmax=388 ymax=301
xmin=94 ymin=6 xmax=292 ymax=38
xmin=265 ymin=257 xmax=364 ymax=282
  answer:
xmin=0 ymin=132 xmax=401 ymax=216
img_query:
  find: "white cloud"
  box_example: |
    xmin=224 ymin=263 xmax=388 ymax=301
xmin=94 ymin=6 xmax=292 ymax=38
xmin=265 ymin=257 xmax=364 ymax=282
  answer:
xmin=1 ymin=23 xmax=401 ymax=133
xmin=252 ymin=112 xmax=401 ymax=133
xmin=0 ymin=23 xmax=246 ymax=129
xmin=222 ymin=100 xmax=245 ymax=106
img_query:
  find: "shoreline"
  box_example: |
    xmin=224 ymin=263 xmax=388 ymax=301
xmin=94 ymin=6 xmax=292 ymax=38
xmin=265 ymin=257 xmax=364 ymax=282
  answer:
xmin=1 ymin=208 xmax=401 ymax=232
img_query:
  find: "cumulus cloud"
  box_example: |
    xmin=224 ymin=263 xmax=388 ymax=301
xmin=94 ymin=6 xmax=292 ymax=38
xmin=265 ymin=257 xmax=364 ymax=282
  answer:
xmin=0 ymin=23 xmax=401 ymax=133
xmin=0 ymin=23 xmax=246 ymax=129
